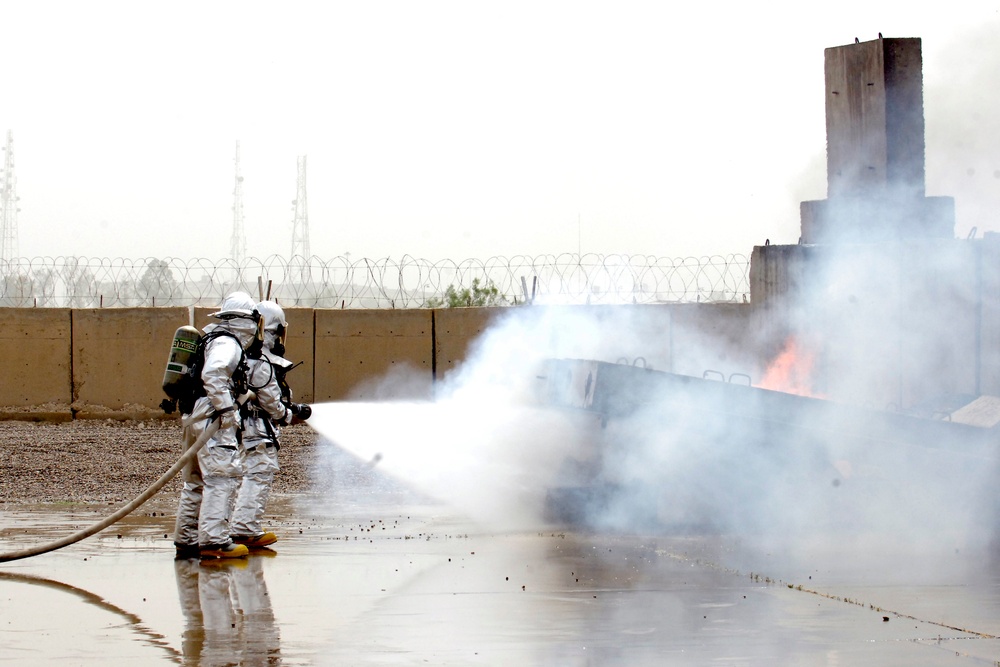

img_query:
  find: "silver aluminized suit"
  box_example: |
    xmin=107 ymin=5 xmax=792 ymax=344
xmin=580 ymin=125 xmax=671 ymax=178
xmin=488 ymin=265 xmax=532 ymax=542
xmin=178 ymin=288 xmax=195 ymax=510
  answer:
xmin=174 ymin=555 xmax=280 ymax=663
xmin=173 ymin=304 xmax=259 ymax=550
xmin=231 ymin=348 xmax=293 ymax=538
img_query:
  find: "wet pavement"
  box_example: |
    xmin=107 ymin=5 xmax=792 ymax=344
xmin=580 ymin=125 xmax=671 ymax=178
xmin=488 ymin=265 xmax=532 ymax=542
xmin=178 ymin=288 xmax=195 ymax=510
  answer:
xmin=2 ymin=488 xmax=1000 ymax=666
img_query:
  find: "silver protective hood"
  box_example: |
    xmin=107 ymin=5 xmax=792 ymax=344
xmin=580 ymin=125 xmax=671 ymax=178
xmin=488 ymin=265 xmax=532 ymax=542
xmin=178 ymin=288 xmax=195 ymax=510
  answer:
xmin=210 ymin=291 xmax=256 ymax=319
xmin=255 ymin=300 xmax=287 ymax=353
xmin=206 ymin=291 xmax=260 ymax=350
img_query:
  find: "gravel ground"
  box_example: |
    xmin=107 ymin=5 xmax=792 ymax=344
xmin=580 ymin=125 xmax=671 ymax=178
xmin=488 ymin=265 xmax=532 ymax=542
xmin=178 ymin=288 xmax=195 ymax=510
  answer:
xmin=0 ymin=419 xmax=321 ymax=505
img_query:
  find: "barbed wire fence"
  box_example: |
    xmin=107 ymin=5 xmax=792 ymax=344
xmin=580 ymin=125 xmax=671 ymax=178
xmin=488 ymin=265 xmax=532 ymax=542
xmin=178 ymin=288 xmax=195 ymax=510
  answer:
xmin=0 ymin=254 xmax=750 ymax=308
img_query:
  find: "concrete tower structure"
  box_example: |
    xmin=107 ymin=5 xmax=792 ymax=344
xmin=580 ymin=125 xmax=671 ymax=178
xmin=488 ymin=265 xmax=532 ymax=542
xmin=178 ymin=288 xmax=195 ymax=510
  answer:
xmin=230 ymin=141 xmax=247 ymax=263
xmin=751 ymin=36 xmax=980 ymax=411
xmin=799 ymin=36 xmax=954 ymax=243
xmin=0 ymin=130 xmax=19 ymax=263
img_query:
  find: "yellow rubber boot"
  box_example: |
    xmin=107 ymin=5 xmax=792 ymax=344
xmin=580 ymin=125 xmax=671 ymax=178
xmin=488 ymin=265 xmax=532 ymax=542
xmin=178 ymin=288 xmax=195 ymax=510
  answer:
xmin=200 ymin=542 xmax=250 ymax=559
xmin=232 ymin=532 xmax=278 ymax=549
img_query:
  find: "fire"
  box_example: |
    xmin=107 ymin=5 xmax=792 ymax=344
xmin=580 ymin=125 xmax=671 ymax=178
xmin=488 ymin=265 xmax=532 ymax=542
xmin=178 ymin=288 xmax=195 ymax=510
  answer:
xmin=758 ymin=336 xmax=824 ymax=398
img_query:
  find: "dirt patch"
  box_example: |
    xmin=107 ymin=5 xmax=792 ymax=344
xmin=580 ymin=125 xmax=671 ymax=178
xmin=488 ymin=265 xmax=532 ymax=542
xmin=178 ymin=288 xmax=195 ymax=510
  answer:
xmin=0 ymin=420 xmax=319 ymax=505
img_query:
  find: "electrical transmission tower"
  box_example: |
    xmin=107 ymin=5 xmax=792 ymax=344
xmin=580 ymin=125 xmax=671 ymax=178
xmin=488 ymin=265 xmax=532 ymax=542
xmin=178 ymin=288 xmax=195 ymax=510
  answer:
xmin=290 ymin=155 xmax=311 ymax=283
xmin=230 ymin=141 xmax=246 ymax=263
xmin=0 ymin=130 xmax=19 ymax=264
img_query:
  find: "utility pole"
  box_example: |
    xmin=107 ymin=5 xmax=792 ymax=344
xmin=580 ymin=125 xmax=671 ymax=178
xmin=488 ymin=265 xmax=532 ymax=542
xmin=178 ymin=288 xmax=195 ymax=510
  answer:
xmin=290 ymin=155 xmax=311 ymax=283
xmin=0 ymin=130 xmax=19 ymax=264
xmin=230 ymin=141 xmax=246 ymax=263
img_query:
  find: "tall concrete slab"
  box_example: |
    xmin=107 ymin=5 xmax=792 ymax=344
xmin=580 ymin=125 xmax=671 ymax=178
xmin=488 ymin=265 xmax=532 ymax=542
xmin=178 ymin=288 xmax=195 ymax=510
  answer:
xmin=280 ymin=307 xmax=315 ymax=403
xmin=802 ymin=36 xmax=954 ymax=243
xmin=825 ymin=37 xmax=923 ymax=199
xmin=433 ymin=307 xmax=502 ymax=384
xmin=72 ymin=308 xmax=189 ymax=415
xmin=749 ymin=244 xmax=816 ymax=358
xmin=0 ymin=309 xmax=72 ymax=410
xmin=314 ymin=309 xmax=433 ymax=401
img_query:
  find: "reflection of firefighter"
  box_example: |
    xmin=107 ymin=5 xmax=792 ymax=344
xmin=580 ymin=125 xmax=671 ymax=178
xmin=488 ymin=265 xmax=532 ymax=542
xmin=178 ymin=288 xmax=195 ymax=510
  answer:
xmin=174 ymin=557 xmax=281 ymax=665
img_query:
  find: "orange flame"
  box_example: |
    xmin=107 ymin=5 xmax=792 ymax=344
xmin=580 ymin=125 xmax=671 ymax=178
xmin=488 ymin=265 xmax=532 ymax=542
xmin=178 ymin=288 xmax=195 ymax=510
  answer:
xmin=759 ymin=336 xmax=824 ymax=398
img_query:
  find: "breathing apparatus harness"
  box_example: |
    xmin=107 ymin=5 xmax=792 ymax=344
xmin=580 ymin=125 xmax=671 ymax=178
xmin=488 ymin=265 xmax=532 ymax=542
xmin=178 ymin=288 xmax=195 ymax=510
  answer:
xmin=161 ymin=310 xmax=262 ymax=419
xmin=161 ymin=307 xmax=308 ymax=447
xmin=240 ymin=349 xmax=307 ymax=449
xmin=184 ymin=329 xmax=251 ymax=416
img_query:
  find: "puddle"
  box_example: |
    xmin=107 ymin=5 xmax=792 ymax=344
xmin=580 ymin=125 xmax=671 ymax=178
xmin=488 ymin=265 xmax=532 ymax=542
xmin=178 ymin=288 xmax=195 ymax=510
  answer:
xmin=2 ymin=493 xmax=1000 ymax=665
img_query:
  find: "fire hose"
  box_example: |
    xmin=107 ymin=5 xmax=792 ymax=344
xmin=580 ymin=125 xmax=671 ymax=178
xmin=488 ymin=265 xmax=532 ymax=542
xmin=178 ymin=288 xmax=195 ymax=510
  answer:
xmin=0 ymin=420 xmax=219 ymax=564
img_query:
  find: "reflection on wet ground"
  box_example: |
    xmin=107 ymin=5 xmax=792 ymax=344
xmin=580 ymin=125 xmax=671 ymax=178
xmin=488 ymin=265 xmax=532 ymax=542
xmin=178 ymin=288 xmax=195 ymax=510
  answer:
xmin=174 ymin=554 xmax=279 ymax=665
xmin=2 ymin=486 xmax=1000 ymax=665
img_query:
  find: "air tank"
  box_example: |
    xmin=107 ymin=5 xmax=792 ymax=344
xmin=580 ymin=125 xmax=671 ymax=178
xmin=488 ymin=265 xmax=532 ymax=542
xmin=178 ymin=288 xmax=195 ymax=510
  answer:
xmin=162 ymin=325 xmax=201 ymax=400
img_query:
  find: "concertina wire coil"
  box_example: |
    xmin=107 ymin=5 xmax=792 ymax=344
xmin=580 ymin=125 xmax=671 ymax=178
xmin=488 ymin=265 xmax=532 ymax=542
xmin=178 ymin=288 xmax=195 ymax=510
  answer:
xmin=0 ymin=253 xmax=750 ymax=308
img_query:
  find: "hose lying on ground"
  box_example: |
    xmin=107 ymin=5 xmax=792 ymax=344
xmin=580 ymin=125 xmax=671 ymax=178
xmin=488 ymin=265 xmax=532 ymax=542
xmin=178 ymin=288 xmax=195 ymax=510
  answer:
xmin=0 ymin=420 xmax=219 ymax=563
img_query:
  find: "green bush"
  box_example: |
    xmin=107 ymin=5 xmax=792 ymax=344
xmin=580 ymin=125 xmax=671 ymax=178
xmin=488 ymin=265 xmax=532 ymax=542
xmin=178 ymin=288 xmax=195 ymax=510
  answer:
xmin=425 ymin=278 xmax=509 ymax=308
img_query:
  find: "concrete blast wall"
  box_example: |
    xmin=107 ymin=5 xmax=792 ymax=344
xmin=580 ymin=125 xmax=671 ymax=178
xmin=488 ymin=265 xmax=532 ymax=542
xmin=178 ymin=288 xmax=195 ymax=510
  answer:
xmin=316 ymin=309 xmax=434 ymax=402
xmin=751 ymin=240 xmax=994 ymax=411
xmin=0 ymin=309 xmax=72 ymax=410
xmin=1 ymin=304 xmax=757 ymax=419
xmin=6 ymin=278 xmax=994 ymax=420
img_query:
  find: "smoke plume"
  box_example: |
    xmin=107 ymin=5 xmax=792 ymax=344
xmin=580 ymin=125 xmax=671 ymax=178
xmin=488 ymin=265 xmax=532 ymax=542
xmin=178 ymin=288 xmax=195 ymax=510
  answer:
xmin=307 ymin=284 xmax=997 ymax=556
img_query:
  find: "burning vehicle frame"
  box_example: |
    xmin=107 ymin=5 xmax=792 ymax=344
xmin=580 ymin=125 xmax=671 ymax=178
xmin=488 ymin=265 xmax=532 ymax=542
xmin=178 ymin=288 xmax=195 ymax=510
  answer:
xmin=536 ymin=357 xmax=1000 ymax=537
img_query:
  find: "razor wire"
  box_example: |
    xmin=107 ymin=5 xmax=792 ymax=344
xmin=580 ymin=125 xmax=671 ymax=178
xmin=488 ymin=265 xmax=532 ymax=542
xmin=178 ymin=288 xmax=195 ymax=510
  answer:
xmin=0 ymin=254 xmax=750 ymax=308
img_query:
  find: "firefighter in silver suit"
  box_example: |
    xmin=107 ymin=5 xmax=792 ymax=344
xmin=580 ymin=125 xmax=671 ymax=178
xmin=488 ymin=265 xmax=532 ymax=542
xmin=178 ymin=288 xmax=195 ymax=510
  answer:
xmin=174 ymin=291 xmax=261 ymax=560
xmin=231 ymin=300 xmax=310 ymax=549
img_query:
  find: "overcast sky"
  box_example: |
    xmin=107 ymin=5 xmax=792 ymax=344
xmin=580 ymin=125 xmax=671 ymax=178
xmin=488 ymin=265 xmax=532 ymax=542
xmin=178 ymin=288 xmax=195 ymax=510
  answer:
xmin=2 ymin=1 xmax=999 ymax=262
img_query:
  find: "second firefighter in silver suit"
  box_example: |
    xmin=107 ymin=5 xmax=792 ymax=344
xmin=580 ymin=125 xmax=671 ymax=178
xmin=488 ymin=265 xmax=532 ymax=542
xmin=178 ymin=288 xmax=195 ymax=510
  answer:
xmin=231 ymin=300 xmax=311 ymax=549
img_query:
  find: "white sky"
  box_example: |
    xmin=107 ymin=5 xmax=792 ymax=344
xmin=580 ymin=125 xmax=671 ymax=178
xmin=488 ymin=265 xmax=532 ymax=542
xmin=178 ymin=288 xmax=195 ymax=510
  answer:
xmin=2 ymin=1 xmax=999 ymax=262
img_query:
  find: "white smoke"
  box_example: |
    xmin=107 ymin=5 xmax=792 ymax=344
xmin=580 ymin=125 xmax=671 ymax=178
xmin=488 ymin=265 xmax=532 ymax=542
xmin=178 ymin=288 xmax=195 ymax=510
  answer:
xmin=321 ymin=231 xmax=1000 ymax=572
xmin=300 ymin=28 xmax=1000 ymax=578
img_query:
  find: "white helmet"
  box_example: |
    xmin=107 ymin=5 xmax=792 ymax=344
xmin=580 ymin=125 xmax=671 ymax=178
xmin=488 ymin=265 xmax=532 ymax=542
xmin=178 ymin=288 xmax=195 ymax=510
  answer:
xmin=255 ymin=300 xmax=288 ymax=355
xmin=210 ymin=291 xmax=256 ymax=320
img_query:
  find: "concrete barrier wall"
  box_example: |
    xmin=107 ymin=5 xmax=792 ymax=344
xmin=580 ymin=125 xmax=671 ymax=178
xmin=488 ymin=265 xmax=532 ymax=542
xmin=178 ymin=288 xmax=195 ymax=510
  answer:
xmin=72 ymin=307 xmax=189 ymax=415
xmin=8 ymin=243 xmax=999 ymax=418
xmin=21 ymin=299 xmax=964 ymax=419
xmin=0 ymin=309 xmax=72 ymax=409
xmin=749 ymin=241 xmax=984 ymax=408
xmin=669 ymin=303 xmax=761 ymax=381
xmin=315 ymin=309 xmax=434 ymax=402
xmin=434 ymin=307 xmax=503 ymax=384
xmin=281 ymin=308 xmax=316 ymax=404
xmin=0 ymin=304 xmax=760 ymax=418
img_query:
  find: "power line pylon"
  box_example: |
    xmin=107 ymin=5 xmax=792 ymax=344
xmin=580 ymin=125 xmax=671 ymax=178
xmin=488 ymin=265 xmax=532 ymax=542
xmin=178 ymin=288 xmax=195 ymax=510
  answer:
xmin=0 ymin=130 xmax=19 ymax=264
xmin=230 ymin=141 xmax=246 ymax=263
xmin=290 ymin=155 xmax=311 ymax=283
